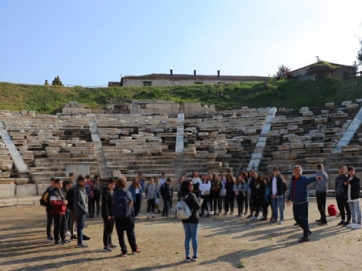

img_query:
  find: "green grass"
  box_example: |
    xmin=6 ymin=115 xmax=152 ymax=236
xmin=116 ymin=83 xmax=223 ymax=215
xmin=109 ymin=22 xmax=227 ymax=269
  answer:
xmin=1 ymin=77 xmax=362 ymax=114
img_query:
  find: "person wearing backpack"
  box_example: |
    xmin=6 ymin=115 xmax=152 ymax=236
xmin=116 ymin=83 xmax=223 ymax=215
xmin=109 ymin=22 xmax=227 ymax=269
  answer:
xmin=180 ymin=179 xmax=201 ymax=262
xmin=41 ymin=177 xmax=55 ymax=242
xmin=113 ymin=177 xmax=142 ymax=257
xmin=102 ymin=178 xmax=117 ymax=252
xmin=160 ymin=178 xmax=172 ymax=217
xmin=144 ymin=177 xmax=158 ymax=219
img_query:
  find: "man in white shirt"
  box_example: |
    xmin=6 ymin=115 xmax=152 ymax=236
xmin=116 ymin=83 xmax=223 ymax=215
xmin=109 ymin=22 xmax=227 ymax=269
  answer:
xmin=270 ymin=167 xmax=285 ymax=224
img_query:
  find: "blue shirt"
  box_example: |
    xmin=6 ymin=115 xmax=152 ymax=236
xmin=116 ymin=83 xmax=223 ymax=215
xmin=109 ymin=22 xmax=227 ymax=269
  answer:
xmin=288 ymin=175 xmax=316 ymax=204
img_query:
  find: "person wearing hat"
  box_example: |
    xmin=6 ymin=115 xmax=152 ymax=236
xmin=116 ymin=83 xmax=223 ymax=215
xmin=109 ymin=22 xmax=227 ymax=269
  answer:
xmin=287 ymin=165 xmax=323 ymax=243
xmin=270 ymin=167 xmax=285 ymax=224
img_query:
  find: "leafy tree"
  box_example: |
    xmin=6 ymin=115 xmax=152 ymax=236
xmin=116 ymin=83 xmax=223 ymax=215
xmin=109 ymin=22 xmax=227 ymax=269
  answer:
xmin=52 ymin=76 xmax=63 ymax=86
xmin=275 ymin=65 xmax=291 ymax=80
xmin=44 ymin=80 xmax=49 ymax=86
xmin=357 ymin=40 xmax=362 ymax=67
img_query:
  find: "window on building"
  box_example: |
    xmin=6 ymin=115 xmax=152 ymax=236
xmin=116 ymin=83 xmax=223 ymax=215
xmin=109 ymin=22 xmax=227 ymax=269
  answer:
xmin=143 ymin=81 xmax=152 ymax=86
xmin=194 ymin=81 xmax=203 ymax=85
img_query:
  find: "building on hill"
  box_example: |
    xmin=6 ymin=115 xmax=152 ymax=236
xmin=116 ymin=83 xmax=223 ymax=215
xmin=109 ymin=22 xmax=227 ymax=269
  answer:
xmin=108 ymin=70 xmax=269 ymax=87
xmin=289 ymin=61 xmax=356 ymax=81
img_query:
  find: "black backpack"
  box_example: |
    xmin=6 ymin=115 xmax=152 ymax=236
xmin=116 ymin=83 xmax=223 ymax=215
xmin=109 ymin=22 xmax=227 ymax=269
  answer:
xmin=113 ymin=190 xmax=130 ymax=218
xmin=40 ymin=188 xmax=51 ymax=207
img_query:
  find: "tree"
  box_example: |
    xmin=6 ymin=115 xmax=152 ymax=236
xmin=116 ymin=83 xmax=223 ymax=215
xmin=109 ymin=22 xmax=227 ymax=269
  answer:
xmin=275 ymin=65 xmax=291 ymax=80
xmin=44 ymin=80 xmax=49 ymax=86
xmin=52 ymin=76 xmax=63 ymax=86
xmin=357 ymin=40 xmax=362 ymax=67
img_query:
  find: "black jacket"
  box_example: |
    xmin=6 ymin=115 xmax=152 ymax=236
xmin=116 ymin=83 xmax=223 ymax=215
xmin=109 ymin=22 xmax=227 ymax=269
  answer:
xmin=348 ymin=176 xmax=361 ymax=200
xmin=225 ymin=182 xmax=235 ymax=197
xmin=160 ymin=183 xmax=172 ymax=201
xmin=269 ymin=176 xmax=284 ymax=197
xmin=66 ymin=187 xmax=75 ymax=211
xmin=182 ymin=192 xmax=201 ymax=224
xmin=102 ymin=187 xmax=113 ymax=219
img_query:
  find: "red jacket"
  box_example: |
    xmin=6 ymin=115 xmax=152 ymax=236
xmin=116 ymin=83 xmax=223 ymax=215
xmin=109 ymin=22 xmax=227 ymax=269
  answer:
xmin=50 ymin=188 xmax=67 ymax=215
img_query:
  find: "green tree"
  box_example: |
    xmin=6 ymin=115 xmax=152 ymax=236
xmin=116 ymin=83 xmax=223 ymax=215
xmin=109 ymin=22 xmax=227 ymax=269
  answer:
xmin=275 ymin=65 xmax=291 ymax=80
xmin=52 ymin=76 xmax=63 ymax=86
xmin=44 ymin=80 xmax=49 ymax=86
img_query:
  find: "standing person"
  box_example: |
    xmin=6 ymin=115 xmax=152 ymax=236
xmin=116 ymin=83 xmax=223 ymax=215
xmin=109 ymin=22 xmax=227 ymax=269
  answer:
xmin=102 ymin=179 xmax=117 ymax=252
xmin=241 ymin=171 xmax=249 ymax=215
xmin=128 ymin=177 xmax=143 ymax=219
xmin=62 ymin=180 xmax=71 ymax=237
xmin=270 ymin=167 xmax=285 ymax=224
xmin=160 ymin=178 xmax=173 ymax=217
xmin=177 ymin=173 xmax=187 ymax=202
xmin=74 ymin=175 xmax=89 ymax=248
xmin=345 ymin=166 xmax=361 ymax=229
xmin=314 ymin=164 xmax=328 ymax=225
xmin=261 ymin=176 xmax=272 ymax=221
xmin=49 ymin=179 xmax=69 ymax=245
xmin=234 ymin=174 xmax=247 ymax=217
xmin=200 ymin=175 xmax=211 ymax=217
xmin=66 ymin=179 xmax=77 ymax=240
xmin=113 ymin=177 xmax=142 ymax=257
xmin=223 ymin=174 xmax=235 ymax=215
xmin=247 ymin=171 xmax=256 ymax=218
xmin=144 ymin=177 xmax=158 ymax=219
xmin=180 ymin=180 xmax=201 ymax=262
xmin=191 ymin=172 xmax=202 ymax=186
xmin=210 ymin=174 xmax=222 ymax=215
xmin=335 ymin=165 xmax=351 ymax=226
xmin=287 ymin=165 xmax=322 ymax=242
xmin=253 ymin=175 xmax=265 ymax=220
xmin=85 ymin=175 xmax=95 ymax=218
xmin=154 ymin=178 xmax=161 ymax=214
xmin=40 ymin=177 xmax=55 ymax=242
xmin=93 ymin=175 xmax=101 ymax=217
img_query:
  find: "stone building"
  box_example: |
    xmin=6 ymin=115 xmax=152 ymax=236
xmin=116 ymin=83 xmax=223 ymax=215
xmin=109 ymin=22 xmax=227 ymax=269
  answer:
xmin=109 ymin=70 xmax=269 ymax=87
xmin=290 ymin=61 xmax=356 ymax=81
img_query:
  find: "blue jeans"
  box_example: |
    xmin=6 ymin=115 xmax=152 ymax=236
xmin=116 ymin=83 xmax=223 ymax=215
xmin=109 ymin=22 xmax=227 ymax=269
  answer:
xmin=183 ymin=223 xmax=199 ymax=258
xmin=162 ymin=200 xmax=170 ymax=217
xmin=76 ymin=214 xmax=85 ymax=244
xmin=271 ymin=197 xmax=284 ymax=221
xmin=348 ymin=201 xmax=361 ymax=224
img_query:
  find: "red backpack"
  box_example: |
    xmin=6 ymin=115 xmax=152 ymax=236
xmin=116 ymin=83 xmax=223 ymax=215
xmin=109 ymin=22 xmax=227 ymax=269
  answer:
xmin=328 ymin=204 xmax=338 ymax=216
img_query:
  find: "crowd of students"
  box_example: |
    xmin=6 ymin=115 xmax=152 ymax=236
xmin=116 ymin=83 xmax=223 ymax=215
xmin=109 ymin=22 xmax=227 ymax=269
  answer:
xmin=40 ymin=163 xmax=361 ymax=260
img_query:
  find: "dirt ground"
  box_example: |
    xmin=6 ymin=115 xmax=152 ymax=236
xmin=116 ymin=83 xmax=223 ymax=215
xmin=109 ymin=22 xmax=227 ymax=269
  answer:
xmin=0 ymin=198 xmax=361 ymax=271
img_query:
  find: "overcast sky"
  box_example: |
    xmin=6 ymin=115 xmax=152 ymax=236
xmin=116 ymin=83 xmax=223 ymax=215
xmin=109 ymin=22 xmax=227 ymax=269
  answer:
xmin=1 ymin=0 xmax=361 ymax=86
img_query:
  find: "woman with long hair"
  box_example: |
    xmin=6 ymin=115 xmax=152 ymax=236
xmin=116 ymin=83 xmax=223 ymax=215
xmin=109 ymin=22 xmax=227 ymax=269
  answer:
xmin=234 ymin=174 xmax=247 ymax=217
xmin=128 ymin=177 xmax=143 ymax=218
xmin=180 ymin=180 xmax=201 ymax=262
xmin=200 ymin=175 xmax=211 ymax=217
xmin=223 ymin=174 xmax=235 ymax=215
xmin=248 ymin=171 xmax=258 ymax=220
xmin=210 ymin=174 xmax=222 ymax=215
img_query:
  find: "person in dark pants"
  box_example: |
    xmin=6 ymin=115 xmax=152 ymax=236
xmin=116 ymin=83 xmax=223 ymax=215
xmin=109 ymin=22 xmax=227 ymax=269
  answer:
xmin=41 ymin=178 xmax=55 ymax=242
xmin=74 ymin=175 xmax=89 ymax=248
xmin=86 ymin=175 xmax=95 ymax=218
xmin=113 ymin=177 xmax=141 ymax=257
xmin=270 ymin=167 xmax=285 ymax=224
xmin=234 ymin=173 xmax=247 ymax=217
xmin=128 ymin=177 xmax=143 ymax=218
xmin=102 ymin=178 xmax=116 ymax=252
xmin=314 ymin=164 xmax=328 ymax=225
xmin=160 ymin=178 xmax=173 ymax=217
xmin=94 ymin=175 xmax=101 ymax=217
xmin=287 ymin=165 xmax=322 ymax=243
xmin=335 ymin=165 xmax=351 ymax=226
xmin=49 ymin=179 xmax=69 ymax=245
xmin=210 ymin=174 xmax=222 ymax=215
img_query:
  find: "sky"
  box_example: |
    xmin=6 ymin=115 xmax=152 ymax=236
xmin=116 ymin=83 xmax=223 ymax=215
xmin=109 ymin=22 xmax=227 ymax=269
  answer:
xmin=0 ymin=0 xmax=361 ymax=86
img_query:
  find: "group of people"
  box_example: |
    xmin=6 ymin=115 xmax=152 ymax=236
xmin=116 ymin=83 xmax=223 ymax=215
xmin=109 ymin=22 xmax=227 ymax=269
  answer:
xmin=41 ymin=163 xmax=361 ymax=260
xmin=41 ymin=173 xmax=141 ymax=256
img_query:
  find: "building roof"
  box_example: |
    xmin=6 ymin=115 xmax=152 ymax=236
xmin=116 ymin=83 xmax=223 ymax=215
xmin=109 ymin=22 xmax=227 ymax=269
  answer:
xmin=290 ymin=61 xmax=354 ymax=74
xmin=120 ymin=73 xmax=269 ymax=85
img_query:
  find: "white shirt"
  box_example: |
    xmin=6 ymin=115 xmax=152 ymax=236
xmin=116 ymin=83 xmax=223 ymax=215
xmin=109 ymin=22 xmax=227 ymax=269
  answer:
xmin=159 ymin=178 xmax=167 ymax=186
xmin=272 ymin=177 xmax=277 ymax=196
xmin=135 ymin=188 xmax=140 ymax=194
xmin=200 ymin=181 xmax=211 ymax=195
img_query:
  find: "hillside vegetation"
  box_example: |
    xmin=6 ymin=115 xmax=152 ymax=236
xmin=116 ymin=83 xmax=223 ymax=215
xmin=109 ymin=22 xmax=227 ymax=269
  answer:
xmin=0 ymin=77 xmax=362 ymax=114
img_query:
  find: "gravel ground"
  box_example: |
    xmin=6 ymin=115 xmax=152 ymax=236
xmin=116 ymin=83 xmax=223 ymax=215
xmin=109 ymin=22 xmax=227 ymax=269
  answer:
xmin=0 ymin=198 xmax=361 ymax=271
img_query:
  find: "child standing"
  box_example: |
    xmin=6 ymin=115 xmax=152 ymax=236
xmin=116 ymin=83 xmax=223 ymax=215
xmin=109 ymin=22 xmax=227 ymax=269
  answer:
xmin=346 ymin=166 xmax=361 ymax=229
xmin=144 ymin=177 xmax=158 ymax=219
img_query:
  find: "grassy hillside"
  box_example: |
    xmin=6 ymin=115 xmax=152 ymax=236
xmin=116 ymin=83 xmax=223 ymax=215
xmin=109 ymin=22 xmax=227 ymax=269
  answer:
xmin=0 ymin=77 xmax=362 ymax=114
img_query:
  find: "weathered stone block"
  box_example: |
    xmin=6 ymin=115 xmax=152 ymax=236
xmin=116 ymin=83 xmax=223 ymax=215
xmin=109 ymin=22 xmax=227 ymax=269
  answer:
xmin=0 ymin=183 xmax=15 ymax=198
xmin=16 ymin=184 xmax=37 ymax=196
